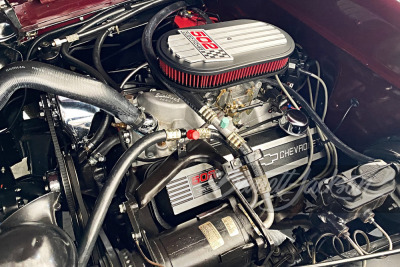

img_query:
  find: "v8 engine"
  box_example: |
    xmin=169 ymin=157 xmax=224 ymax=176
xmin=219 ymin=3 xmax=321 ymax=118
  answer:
xmin=0 ymin=1 xmax=399 ymax=267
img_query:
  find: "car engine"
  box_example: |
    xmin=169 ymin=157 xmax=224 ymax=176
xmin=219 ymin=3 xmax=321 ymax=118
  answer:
xmin=0 ymin=0 xmax=400 ymax=266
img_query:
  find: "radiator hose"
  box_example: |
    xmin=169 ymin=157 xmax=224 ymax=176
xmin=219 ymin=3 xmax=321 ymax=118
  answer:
xmin=0 ymin=61 xmax=143 ymax=127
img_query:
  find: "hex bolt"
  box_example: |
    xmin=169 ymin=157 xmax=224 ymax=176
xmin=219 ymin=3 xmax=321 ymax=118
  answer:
xmin=88 ymin=157 xmax=97 ymax=166
xmin=119 ymin=203 xmax=127 ymax=213
xmin=54 ymin=203 xmax=61 ymax=211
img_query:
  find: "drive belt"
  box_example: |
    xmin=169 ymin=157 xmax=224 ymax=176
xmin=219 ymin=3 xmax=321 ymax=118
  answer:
xmin=41 ymin=95 xmax=82 ymax=239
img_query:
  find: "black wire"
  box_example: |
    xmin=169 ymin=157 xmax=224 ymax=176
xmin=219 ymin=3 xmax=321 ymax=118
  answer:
xmin=238 ymin=116 xmax=282 ymax=135
xmin=93 ymin=30 xmax=120 ymax=90
xmin=69 ymin=43 xmax=120 ymax=55
xmin=333 ymin=105 xmax=353 ymax=133
xmin=262 ymin=77 xmax=374 ymax=163
xmin=191 ymin=7 xmax=213 ymax=24
xmin=101 ymin=20 xmax=171 ymax=63
xmin=59 ymin=3 xmax=129 ymax=80
xmin=102 ymin=39 xmax=141 ymax=63
xmin=333 ymin=98 xmax=359 ymax=133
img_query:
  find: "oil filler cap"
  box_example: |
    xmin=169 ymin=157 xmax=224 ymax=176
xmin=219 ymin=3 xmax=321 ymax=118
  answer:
xmin=279 ymin=109 xmax=309 ymax=136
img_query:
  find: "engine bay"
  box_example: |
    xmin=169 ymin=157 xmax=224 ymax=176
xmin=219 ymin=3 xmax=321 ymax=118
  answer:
xmin=0 ymin=1 xmax=400 ymax=266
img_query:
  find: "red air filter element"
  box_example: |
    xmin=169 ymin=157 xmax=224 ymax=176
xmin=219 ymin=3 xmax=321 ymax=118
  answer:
xmin=159 ymin=58 xmax=289 ymax=88
xmin=156 ymin=19 xmax=295 ymax=89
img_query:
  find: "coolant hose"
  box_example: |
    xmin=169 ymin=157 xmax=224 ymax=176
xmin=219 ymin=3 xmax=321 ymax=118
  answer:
xmin=261 ymin=78 xmax=374 ymax=163
xmin=86 ymin=113 xmax=113 ymax=153
xmin=0 ymin=61 xmax=143 ymax=127
xmin=78 ymin=130 xmax=167 ymax=267
xmin=91 ymin=134 xmax=120 ymax=157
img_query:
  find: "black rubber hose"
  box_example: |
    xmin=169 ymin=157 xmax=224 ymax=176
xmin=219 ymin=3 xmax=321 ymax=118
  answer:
xmin=87 ymin=114 xmax=114 ymax=153
xmin=0 ymin=61 xmax=143 ymax=127
xmin=61 ymin=0 xmax=174 ymax=85
xmin=60 ymin=11 xmax=125 ymax=152
xmin=141 ymin=1 xmax=205 ymax=113
xmin=59 ymin=4 xmax=128 ymax=82
xmin=93 ymin=30 xmax=120 ymax=90
xmin=91 ymin=135 xmax=120 ymax=156
xmin=191 ymin=7 xmax=213 ymax=24
xmin=61 ymin=40 xmax=112 ymax=153
xmin=61 ymin=44 xmax=107 ymax=82
xmin=262 ymin=78 xmax=374 ymax=163
xmin=77 ymin=130 xmax=168 ymax=267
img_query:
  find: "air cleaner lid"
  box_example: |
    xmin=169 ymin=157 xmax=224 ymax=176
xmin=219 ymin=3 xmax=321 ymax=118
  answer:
xmin=157 ymin=19 xmax=295 ymax=75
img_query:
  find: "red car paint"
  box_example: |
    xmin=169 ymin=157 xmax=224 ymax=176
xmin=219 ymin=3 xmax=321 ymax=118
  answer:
xmin=174 ymin=12 xmax=217 ymax=28
xmin=8 ymin=0 xmax=129 ymax=32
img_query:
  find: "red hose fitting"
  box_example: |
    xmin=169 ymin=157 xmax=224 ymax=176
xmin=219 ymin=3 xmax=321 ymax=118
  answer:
xmin=187 ymin=129 xmax=200 ymax=140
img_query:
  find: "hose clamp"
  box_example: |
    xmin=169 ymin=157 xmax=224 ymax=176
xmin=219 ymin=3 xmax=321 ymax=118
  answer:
xmin=85 ymin=142 xmax=95 ymax=152
xmin=165 ymin=129 xmax=183 ymax=141
xmin=199 ymin=106 xmax=217 ymax=123
xmin=254 ymin=174 xmax=271 ymax=194
xmin=243 ymin=149 xmax=264 ymax=164
xmin=226 ymin=132 xmax=246 ymax=149
xmin=65 ymin=33 xmax=79 ymax=43
xmin=196 ymin=128 xmax=212 ymax=139
xmin=130 ymin=112 xmax=146 ymax=130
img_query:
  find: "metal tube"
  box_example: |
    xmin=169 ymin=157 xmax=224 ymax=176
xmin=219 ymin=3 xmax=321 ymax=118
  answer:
xmin=261 ymin=192 xmax=274 ymax=228
xmin=344 ymin=235 xmax=366 ymax=267
xmin=299 ymin=248 xmax=400 ymax=267
xmin=371 ymin=219 xmax=393 ymax=250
